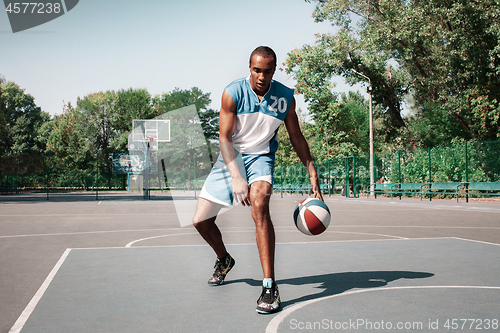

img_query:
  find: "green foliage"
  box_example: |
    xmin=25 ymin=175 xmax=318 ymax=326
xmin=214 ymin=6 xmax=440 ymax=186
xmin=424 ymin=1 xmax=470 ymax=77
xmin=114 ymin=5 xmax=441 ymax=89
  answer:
xmin=153 ymin=87 xmax=219 ymax=141
xmin=468 ymin=140 xmax=500 ymax=182
xmin=0 ymin=79 xmax=50 ymax=174
xmin=155 ymin=105 xmax=214 ymax=187
xmin=276 ymin=109 xmax=314 ymax=166
xmin=0 ymin=78 xmax=218 ymax=190
xmin=150 ymin=88 xmax=219 ymax=187
xmin=468 ymin=86 xmax=500 ymax=139
xmin=46 ymin=104 xmax=92 ymax=171
xmin=113 ymin=88 xmax=156 ymax=151
xmin=288 ymin=0 xmax=500 ymax=150
xmin=274 ymin=140 xmax=500 ymax=194
xmin=284 ymin=17 xmax=411 ymax=142
xmin=372 ymin=141 xmax=500 ymax=185
xmin=75 ymin=90 xmax=120 ymax=173
xmin=45 ymin=87 xmax=219 ymax=188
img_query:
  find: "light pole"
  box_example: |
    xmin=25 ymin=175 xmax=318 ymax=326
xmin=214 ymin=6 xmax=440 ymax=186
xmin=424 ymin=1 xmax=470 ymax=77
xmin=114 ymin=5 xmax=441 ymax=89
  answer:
xmin=127 ymin=163 xmax=131 ymax=193
xmin=95 ymin=151 xmax=99 ymax=200
xmin=352 ymin=65 xmax=374 ymax=196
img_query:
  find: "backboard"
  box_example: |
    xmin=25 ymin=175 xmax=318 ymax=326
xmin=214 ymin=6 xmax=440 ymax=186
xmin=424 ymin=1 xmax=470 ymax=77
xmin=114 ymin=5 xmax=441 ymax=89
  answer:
xmin=112 ymin=152 xmax=156 ymax=174
xmin=129 ymin=119 xmax=170 ymax=152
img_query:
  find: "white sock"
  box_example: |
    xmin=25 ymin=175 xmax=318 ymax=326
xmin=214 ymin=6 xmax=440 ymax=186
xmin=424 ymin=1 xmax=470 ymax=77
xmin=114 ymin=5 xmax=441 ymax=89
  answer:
xmin=263 ymin=278 xmax=273 ymax=288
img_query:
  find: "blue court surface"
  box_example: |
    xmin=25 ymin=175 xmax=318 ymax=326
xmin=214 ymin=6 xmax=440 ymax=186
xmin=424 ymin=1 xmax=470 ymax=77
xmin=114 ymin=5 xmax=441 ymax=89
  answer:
xmin=2 ymin=194 xmax=500 ymax=333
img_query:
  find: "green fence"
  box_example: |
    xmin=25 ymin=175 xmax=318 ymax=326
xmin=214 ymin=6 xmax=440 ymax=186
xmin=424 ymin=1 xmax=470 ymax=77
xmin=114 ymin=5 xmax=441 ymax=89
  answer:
xmin=273 ymin=140 xmax=500 ymax=197
xmin=374 ymin=141 xmax=500 ymax=184
xmin=273 ymin=156 xmax=348 ymax=195
xmin=2 ymin=140 xmax=500 ymax=197
xmin=0 ymin=170 xmax=127 ymax=194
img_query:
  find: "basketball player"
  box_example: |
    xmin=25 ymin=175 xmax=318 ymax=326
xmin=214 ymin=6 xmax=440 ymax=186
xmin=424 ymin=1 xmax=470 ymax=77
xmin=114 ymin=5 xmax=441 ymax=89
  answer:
xmin=193 ymin=46 xmax=323 ymax=314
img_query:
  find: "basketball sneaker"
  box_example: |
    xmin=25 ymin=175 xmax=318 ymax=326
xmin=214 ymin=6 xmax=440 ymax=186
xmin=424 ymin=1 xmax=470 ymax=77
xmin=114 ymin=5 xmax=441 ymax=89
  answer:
xmin=256 ymin=280 xmax=281 ymax=314
xmin=207 ymin=254 xmax=235 ymax=285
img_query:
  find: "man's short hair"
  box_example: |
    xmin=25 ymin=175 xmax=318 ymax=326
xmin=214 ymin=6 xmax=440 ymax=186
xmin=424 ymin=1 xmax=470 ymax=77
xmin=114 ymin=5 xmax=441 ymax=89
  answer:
xmin=250 ymin=46 xmax=277 ymax=67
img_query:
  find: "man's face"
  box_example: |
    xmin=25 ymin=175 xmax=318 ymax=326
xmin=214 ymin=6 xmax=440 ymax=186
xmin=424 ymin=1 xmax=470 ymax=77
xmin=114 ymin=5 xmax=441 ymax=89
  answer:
xmin=249 ymin=55 xmax=276 ymax=95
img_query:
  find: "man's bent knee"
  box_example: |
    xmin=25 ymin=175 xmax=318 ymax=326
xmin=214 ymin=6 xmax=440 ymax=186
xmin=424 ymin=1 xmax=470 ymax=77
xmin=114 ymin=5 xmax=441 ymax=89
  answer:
xmin=193 ymin=215 xmax=216 ymax=233
xmin=192 ymin=198 xmax=222 ymax=230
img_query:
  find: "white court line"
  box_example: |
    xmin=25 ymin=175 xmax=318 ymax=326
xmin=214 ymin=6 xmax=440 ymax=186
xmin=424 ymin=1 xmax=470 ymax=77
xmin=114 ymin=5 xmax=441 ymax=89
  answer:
xmin=71 ymin=237 xmax=454 ymax=251
xmin=125 ymin=230 xmax=407 ymax=247
xmin=323 ymin=230 xmax=408 ymax=239
xmin=0 ymin=227 xmax=195 ymax=239
xmin=9 ymin=249 xmax=71 ymax=333
xmin=125 ymin=232 xmax=201 ymax=247
xmin=0 ymin=213 xmax=177 ymax=217
xmin=266 ymin=285 xmax=500 ymax=333
xmin=2 ymin=224 xmax=498 ymax=240
xmin=277 ymin=237 xmax=457 ymax=246
xmin=451 ymin=237 xmax=500 ymax=247
xmin=332 ymin=225 xmax=500 ymax=230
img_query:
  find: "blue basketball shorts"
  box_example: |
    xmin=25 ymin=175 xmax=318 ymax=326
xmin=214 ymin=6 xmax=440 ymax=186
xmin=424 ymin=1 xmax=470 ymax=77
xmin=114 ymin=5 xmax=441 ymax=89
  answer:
xmin=199 ymin=152 xmax=276 ymax=207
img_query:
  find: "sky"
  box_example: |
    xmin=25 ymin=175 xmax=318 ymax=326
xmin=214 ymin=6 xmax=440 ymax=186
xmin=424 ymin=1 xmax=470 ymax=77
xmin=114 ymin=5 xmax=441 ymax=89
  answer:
xmin=1 ymin=0 xmax=365 ymax=116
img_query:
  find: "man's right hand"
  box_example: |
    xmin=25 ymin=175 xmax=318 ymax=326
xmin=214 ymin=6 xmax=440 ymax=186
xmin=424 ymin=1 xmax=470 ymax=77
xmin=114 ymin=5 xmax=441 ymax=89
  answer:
xmin=233 ymin=176 xmax=250 ymax=206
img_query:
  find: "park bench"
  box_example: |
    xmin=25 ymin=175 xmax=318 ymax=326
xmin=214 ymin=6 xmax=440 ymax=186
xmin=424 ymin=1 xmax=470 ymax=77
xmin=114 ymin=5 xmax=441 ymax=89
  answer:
xmin=273 ymin=184 xmax=294 ymax=194
xmin=281 ymin=184 xmax=291 ymax=193
xmin=367 ymin=181 xmax=500 ymax=202
xmin=366 ymin=183 xmax=399 ymax=199
xmin=286 ymin=184 xmax=300 ymax=194
xmin=463 ymin=182 xmax=500 ymax=201
xmin=319 ymin=184 xmax=330 ymax=195
xmin=299 ymin=184 xmax=312 ymax=194
xmin=274 ymin=184 xmax=331 ymax=195
xmin=393 ymin=183 xmax=430 ymax=200
xmin=428 ymin=182 xmax=466 ymax=202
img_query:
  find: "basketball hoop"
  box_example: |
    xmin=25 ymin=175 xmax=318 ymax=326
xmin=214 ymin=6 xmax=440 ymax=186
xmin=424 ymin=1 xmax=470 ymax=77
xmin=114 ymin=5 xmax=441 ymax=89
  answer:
xmin=145 ymin=136 xmax=158 ymax=151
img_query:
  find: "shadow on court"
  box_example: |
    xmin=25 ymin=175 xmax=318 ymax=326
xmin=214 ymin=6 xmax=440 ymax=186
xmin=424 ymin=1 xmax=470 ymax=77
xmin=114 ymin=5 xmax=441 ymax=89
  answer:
xmin=227 ymin=271 xmax=434 ymax=308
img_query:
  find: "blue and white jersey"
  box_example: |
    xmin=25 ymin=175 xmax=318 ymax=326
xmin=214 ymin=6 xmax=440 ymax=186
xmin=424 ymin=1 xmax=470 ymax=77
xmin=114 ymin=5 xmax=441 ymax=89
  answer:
xmin=225 ymin=76 xmax=294 ymax=155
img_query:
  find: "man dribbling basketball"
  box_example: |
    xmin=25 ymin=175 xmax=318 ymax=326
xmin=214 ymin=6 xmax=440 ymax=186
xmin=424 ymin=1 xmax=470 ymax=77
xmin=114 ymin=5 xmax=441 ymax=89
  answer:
xmin=192 ymin=46 xmax=323 ymax=314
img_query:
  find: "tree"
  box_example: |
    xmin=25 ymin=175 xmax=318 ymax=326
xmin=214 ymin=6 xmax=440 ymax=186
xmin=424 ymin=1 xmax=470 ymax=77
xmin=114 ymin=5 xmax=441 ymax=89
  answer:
xmin=276 ymin=108 xmax=311 ymax=166
xmin=113 ymin=88 xmax=155 ymax=151
xmin=46 ymin=103 xmax=91 ymax=170
xmin=152 ymin=88 xmax=219 ymax=186
xmin=0 ymin=75 xmax=8 ymax=167
xmin=76 ymin=91 xmax=118 ymax=171
xmin=287 ymin=0 xmax=500 ymax=145
xmin=45 ymin=103 xmax=96 ymax=188
xmin=398 ymin=103 xmax=472 ymax=149
xmin=0 ymin=79 xmax=49 ymax=174
xmin=153 ymin=87 xmax=219 ymax=141
xmin=304 ymin=0 xmax=500 ymax=139
xmin=306 ymin=91 xmax=371 ymax=159
xmin=285 ymin=23 xmax=411 ymax=143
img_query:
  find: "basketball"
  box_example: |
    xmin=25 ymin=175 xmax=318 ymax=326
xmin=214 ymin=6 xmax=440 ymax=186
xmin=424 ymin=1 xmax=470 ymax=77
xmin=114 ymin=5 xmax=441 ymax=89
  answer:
xmin=293 ymin=198 xmax=331 ymax=235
